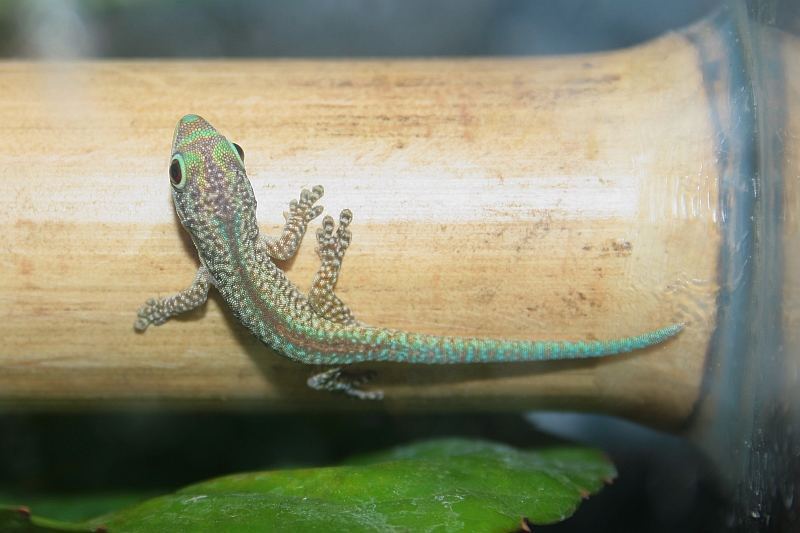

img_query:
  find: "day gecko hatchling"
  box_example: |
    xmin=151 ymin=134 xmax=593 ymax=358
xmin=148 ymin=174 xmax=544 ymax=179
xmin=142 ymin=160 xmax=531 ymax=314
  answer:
xmin=134 ymin=114 xmax=683 ymax=400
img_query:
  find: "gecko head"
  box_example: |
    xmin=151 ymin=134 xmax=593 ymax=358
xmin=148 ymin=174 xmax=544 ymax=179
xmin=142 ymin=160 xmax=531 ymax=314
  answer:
xmin=168 ymin=114 xmax=258 ymax=242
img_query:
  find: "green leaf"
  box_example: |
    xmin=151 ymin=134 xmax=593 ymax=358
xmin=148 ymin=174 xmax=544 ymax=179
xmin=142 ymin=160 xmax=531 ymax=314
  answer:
xmin=6 ymin=439 xmax=615 ymax=533
xmin=0 ymin=505 xmax=98 ymax=532
xmin=0 ymin=493 xmax=158 ymax=524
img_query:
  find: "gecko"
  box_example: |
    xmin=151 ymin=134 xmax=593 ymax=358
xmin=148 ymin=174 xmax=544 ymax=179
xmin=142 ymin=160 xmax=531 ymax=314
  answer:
xmin=134 ymin=114 xmax=683 ymax=400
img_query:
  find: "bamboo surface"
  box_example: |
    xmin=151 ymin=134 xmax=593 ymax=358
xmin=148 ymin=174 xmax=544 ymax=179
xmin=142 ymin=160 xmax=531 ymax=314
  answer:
xmin=0 ymin=30 xmax=723 ymax=426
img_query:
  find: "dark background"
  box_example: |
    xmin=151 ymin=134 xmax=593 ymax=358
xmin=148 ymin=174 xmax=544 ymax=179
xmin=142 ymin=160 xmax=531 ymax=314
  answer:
xmin=1 ymin=1 xmax=791 ymax=531
xmin=4 ymin=0 xmax=722 ymax=58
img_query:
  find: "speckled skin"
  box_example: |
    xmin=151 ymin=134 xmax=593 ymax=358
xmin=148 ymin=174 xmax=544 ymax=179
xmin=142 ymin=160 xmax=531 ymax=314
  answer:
xmin=135 ymin=114 xmax=683 ymax=399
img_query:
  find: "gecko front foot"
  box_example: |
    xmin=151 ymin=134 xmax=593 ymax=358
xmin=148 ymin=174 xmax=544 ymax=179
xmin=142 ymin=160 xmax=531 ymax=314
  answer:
xmin=133 ymin=267 xmax=211 ymax=332
xmin=288 ymin=185 xmax=325 ymax=224
xmin=263 ymin=185 xmax=325 ymax=261
xmin=307 ymin=367 xmax=383 ymax=400
xmin=134 ymin=298 xmax=161 ymax=331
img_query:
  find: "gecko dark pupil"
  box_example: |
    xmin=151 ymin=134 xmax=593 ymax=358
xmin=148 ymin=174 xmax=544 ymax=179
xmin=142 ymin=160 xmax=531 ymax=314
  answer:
xmin=169 ymin=159 xmax=182 ymax=185
xmin=233 ymin=143 xmax=244 ymax=161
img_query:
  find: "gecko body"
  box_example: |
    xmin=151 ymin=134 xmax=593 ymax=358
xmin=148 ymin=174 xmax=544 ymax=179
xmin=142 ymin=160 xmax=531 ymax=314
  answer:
xmin=135 ymin=114 xmax=683 ymax=399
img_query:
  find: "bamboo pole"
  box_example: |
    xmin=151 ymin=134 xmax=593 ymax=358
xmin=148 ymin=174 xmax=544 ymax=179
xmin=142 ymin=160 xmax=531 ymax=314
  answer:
xmin=0 ymin=30 xmax=729 ymax=426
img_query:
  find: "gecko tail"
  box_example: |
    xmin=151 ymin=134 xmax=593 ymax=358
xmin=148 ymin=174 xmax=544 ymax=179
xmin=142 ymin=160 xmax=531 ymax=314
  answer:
xmin=303 ymin=322 xmax=684 ymax=399
xmin=444 ymin=322 xmax=685 ymax=363
xmin=554 ymin=322 xmax=685 ymax=358
xmin=352 ymin=322 xmax=686 ymax=364
xmin=295 ymin=322 xmax=685 ymax=366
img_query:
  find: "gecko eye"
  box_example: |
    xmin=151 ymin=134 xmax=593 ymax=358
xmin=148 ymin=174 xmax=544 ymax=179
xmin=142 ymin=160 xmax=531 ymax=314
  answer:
xmin=229 ymin=141 xmax=245 ymax=164
xmin=169 ymin=154 xmax=187 ymax=189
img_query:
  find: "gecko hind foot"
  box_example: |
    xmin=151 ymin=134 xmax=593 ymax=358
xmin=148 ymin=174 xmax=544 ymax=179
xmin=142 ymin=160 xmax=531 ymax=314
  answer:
xmin=316 ymin=209 xmax=352 ymax=260
xmin=309 ymin=209 xmax=358 ymax=325
xmin=307 ymin=367 xmax=383 ymax=400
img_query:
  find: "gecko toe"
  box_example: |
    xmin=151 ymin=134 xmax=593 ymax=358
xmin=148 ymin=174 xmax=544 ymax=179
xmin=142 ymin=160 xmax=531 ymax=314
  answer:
xmin=307 ymin=368 xmax=382 ymax=400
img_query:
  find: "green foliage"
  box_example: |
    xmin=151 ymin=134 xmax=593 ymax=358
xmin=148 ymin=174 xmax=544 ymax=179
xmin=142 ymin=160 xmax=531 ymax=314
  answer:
xmin=1 ymin=439 xmax=615 ymax=533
